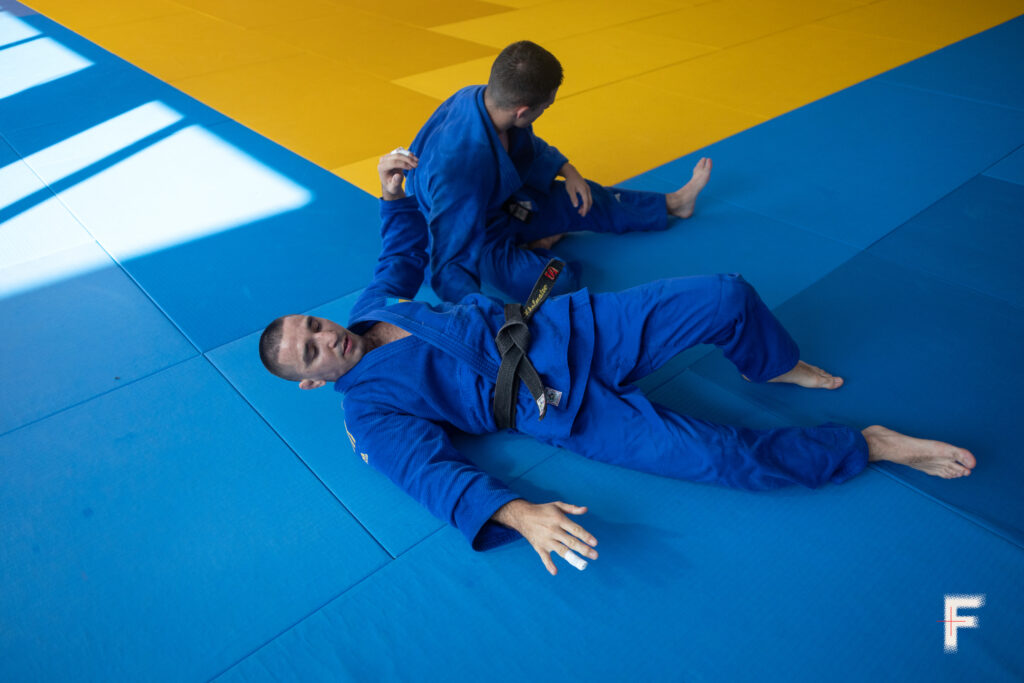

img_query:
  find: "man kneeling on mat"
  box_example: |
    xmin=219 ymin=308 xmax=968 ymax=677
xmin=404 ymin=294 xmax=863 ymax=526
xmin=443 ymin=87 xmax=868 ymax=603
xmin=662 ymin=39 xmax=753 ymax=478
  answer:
xmin=258 ymin=152 xmax=976 ymax=576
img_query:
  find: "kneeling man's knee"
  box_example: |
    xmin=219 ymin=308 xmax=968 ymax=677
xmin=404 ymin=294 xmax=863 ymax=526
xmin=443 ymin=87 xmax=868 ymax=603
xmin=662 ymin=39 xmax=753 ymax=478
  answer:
xmin=717 ymin=273 xmax=758 ymax=317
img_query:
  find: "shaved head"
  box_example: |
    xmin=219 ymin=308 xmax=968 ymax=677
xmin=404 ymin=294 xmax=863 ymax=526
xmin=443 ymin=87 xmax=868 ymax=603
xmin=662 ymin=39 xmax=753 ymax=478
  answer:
xmin=259 ymin=314 xmax=368 ymax=389
xmin=259 ymin=316 xmax=300 ymax=380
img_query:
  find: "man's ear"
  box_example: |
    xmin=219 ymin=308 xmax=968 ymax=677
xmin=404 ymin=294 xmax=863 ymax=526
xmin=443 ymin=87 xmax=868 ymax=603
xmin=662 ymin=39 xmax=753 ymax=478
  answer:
xmin=512 ymin=105 xmax=532 ymax=121
xmin=299 ymin=379 xmax=326 ymax=391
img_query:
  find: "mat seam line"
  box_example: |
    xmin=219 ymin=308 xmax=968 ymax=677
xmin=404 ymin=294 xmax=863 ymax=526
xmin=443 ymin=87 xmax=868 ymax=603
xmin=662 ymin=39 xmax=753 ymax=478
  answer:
xmin=201 ymin=353 xmax=396 ymax=560
xmin=870 ymin=465 xmax=1024 ymax=552
xmin=424 ymin=0 xmax=888 ymax=111
xmin=206 ymin=526 xmax=446 ymax=681
xmin=858 ymin=173 xmax=1000 ymax=253
xmin=210 ymin=448 xmax=567 ymax=679
xmin=9 ymin=121 xmax=214 ymax=353
xmin=65 ymin=9 xmax=310 ymax=86
xmin=551 ymin=0 xmax=944 ymax=109
xmin=703 ymin=194 xmax=868 ymax=251
xmin=681 ymin=362 xmax=1024 ymax=553
xmin=866 ymin=248 xmax=1024 ymax=314
xmin=200 ymin=284 xmax=369 ymax=357
xmin=0 ymin=354 xmax=198 ymax=438
xmin=874 ymin=76 xmax=1024 ymax=115
xmin=21 ymin=4 xmax=189 ymax=34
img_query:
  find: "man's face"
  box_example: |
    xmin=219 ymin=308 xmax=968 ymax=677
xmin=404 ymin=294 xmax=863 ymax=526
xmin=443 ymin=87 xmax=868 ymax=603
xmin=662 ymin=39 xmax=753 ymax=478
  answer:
xmin=277 ymin=315 xmax=366 ymax=389
xmin=514 ymin=89 xmax=557 ymax=128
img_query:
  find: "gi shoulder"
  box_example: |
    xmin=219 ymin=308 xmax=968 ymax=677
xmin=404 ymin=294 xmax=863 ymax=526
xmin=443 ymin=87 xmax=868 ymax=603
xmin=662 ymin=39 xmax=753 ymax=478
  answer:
xmin=341 ymin=397 xmax=393 ymax=466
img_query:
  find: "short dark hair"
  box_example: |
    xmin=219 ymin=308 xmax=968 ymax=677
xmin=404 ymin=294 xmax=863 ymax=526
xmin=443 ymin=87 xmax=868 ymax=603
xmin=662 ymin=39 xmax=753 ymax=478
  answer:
xmin=259 ymin=316 xmax=299 ymax=381
xmin=487 ymin=40 xmax=563 ymax=109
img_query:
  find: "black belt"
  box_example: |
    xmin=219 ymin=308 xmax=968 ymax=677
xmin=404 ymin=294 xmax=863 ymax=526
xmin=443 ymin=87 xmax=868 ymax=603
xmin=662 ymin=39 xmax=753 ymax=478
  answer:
xmin=493 ymin=259 xmax=564 ymax=431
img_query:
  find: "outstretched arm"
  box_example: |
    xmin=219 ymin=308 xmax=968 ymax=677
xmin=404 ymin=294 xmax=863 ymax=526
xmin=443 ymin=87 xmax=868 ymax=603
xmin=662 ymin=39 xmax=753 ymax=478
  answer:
xmin=345 ymin=400 xmax=521 ymax=550
xmin=346 ymin=399 xmax=599 ymax=572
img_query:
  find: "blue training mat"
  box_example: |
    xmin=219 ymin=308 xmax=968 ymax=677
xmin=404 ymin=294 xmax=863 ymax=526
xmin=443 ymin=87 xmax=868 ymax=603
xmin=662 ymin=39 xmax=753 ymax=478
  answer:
xmin=870 ymin=175 xmax=1024 ymax=310
xmin=879 ymin=15 xmax=1024 ymax=112
xmin=689 ymin=251 xmax=1024 ymax=548
xmin=648 ymin=79 xmax=1024 ymax=249
xmin=3 ymin=3 xmax=1022 ymax=680
xmin=984 ymin=145 xmax=1024 ymax=186
xmin=0 ymin=357 xmax=390 ymax=681
xmin=552 ymin=192 xmax=858 ymax=392
xmin=1 ymin=13 xmax=385 ymax=352
xmin=0 ymin=135 xmax=197 ymax=434
xmin=215 ymin=445 xmax=1024 ymax=682
xmin=0 ymin=242 xmax=197 ymax=434
xmin=0 ymin=15 xmax=226 ymax=150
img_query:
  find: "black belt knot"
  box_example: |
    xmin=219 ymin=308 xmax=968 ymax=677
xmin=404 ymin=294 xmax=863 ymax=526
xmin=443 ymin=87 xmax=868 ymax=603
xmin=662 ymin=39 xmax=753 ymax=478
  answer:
xmin=492 ymin=260 xmax=564 ymax=430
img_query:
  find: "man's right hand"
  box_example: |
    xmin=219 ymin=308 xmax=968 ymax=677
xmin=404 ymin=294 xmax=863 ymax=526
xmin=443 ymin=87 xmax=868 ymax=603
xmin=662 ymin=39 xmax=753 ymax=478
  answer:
xmin=493 ymin=498 xmax=598 ymax=575
xmin=378 ymin=149 xmax=418 ymax=201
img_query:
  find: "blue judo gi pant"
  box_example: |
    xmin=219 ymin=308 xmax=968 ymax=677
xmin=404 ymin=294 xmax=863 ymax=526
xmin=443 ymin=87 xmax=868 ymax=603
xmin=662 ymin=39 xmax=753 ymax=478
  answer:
xmin=479 ymin=181 xmax=666 ymax=302
xmin=547 ymin=274 xmax=869 ymax=491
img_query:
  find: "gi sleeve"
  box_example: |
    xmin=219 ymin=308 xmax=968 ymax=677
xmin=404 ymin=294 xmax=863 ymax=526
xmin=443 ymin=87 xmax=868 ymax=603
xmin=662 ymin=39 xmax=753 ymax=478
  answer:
xmin=520 ymin=130 xmax=568 ymax=191
xmin=349 ymin=196 xmax=430 ymax=323
xmin=422 ymin=158 xmax=492 ymax=303
xmin=345 ymin=400 xmax=523 ymax=551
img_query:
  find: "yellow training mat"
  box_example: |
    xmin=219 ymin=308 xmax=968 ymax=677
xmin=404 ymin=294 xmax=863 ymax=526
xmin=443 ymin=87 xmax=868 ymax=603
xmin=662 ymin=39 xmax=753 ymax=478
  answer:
xmin=23 ymin=0 xmax=1024 ymax=195
xmin=623 ymin=0 xmax=865 ymax=48
xmin=249 ymin=9 xmax=497 ymax=81
xmin=396 ymin=27 xmax=715 ymax=100
xmin=631 ymin=24 xmax=936 ymax=120
xmin=172 ymin=54 xmax=442 ymax=170
xmin=431 ymin=0 xmax=693 ymax=48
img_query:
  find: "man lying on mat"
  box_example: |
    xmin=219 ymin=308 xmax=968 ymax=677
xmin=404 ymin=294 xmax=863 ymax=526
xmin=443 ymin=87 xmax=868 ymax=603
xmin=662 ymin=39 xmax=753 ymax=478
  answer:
xmin=402 ymin=39 xmax=712 ymax=304
xmin=258 ymin=152 xmax=975 ymax=576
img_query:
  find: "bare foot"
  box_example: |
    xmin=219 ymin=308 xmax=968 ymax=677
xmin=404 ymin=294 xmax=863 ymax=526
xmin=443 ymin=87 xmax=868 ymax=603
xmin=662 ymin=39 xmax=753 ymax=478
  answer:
xmin=524 ymin=233 xmax=565 ymax=250
xmin=666 ymin=157 xmax=712 ymax=219
xmin=765 ymin=360 xmax=844 ymax=390
xmin=863 ymin=425 xmax=976 ymax=479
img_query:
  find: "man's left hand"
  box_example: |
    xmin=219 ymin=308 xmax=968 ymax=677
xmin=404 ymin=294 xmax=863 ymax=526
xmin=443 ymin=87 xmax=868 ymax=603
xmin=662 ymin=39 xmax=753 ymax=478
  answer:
xmin=378 ymin=149 xmax=418 ymax=201
xmin=561 ymin=163 xmax=592 ymax=217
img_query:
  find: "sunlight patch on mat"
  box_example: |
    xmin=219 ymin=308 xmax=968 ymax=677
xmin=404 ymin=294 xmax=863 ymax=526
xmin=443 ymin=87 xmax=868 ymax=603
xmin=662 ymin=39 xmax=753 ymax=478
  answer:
xmin=0 ymin=28 xmax=91 ymax=99
xmin=0 ymin=238 xmax=109 ymax=298
xmin=1 ymin=105 xmax=311 ymax=299
xmin=55 ymin=124 xmax=312 ymax=259
xmin=0 ymin=9 xmax=39 ymax=45
xmin=2 ymin=101 xmax=183 ymax=205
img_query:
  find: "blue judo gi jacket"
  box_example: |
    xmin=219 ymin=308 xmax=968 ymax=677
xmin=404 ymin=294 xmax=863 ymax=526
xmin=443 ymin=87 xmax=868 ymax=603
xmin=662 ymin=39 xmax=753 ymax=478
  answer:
xmin=405 ymin=85 xmax=569 ymax=302
xmin=337 ymin=196 xmax=594 ymax=550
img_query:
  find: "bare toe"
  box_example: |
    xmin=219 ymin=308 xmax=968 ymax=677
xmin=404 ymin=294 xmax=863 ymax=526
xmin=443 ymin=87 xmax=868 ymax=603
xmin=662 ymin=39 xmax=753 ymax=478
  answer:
xmin=955 ymin=448 xmax=977 ymax=469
